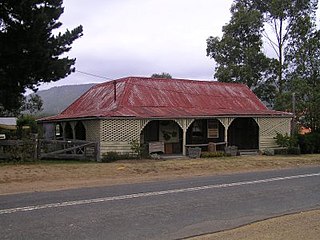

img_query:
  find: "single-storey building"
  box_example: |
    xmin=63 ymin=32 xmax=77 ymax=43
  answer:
xmin=39 ymin=77 xmax=292 ymax=157
xmin=0 ymin=117 xmax=17 ymax=139
xmin=0 ymin=117 xmax=17 ymax=131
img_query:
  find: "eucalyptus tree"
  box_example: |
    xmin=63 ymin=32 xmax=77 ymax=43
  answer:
xmin=207 ymin=0 xmax=319 ymax=110
xmin=286 ymin=17 xmax=320 ymax=131
xmin=206 ymin=1 xmax=271 ymax=103
xmin=151 ymin=72 xmax=173 ymax=79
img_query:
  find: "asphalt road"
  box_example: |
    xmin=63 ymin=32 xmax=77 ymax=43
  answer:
xmin=0 ymin=166 xmax=320 ymax=240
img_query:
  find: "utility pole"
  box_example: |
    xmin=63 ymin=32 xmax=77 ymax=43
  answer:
xmin=291 ymin=92 xmax=296 ymax=136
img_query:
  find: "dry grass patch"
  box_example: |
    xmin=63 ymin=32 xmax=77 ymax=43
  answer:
xmin=0 ymin=154 xmax=320 ymax=195
xmin=190 ymin=210 xmax=320 ymax=240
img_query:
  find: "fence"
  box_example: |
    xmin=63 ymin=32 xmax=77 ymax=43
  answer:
xmin=0 ymin=139 xmax=99 ymax=161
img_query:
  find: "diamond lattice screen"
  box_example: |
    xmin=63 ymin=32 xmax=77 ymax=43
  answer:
xmin=84 ymin=120 xmax=100 ymax=141
xmin=259 ymin=118 xmax=291 ymax=136
xmin=101 ymin=119 xmax=141 ymax=142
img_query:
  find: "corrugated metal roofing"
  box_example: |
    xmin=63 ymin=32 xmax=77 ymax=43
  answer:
xmin=0 ymin=117 xmax=17 ymax=126
xmin=41 ymin=77 xmax=291 ymax=121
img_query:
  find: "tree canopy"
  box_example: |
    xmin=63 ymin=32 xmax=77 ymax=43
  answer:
xmin=206 ymin=2 xmax=269 ymax=91
xmin=0 ymin=0 xmax=83 ymax=115
xmin=151 ymin=72 xmax=172 ymax=79
xmin=207 ymin=0 xmax=320 ymax=131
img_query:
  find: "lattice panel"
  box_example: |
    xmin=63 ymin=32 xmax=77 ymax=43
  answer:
xmin=84 ymin=120 xmax=100 ymax=141
xmin=101 ymin=119 xmax=141 ymax=142
xmin=259 ymin=117 xmax=291 ymax=137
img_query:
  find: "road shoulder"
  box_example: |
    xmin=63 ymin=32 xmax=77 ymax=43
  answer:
xmin=189 ymin=209 xmax=320 ymax=240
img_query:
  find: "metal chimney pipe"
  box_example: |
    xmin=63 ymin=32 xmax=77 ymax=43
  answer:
xmin=113 ymin=81 xmax=117 ymax=102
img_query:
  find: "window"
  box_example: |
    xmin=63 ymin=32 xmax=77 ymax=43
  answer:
xmin=208 ymin=119 xmax=219 ymax=138
xmin=192 ymin=121 xmax=202 ymax=134
xmin=55 ymin=124 xmax=61 ymax=137
xmin=191 ymin=120 xmax=205 ymax=143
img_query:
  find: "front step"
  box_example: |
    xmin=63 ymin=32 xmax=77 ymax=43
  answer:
xmin=239 ymin=150 xmax=259 ymax=156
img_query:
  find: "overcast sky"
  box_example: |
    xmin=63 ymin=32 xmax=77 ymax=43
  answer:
xmin=39 ymin=0 xmax=234 ymax=90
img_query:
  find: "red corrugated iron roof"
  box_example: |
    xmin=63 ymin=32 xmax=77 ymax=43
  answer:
xmin=40 ymin=77 xmax=291 ymax=121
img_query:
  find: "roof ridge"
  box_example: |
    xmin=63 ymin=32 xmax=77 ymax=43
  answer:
xmin=122 ymin=79 xmax=250 ymax=99
xmin=124 ymin=76 xmax=247 ymax=87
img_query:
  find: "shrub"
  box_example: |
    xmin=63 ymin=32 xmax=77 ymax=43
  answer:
xmin=274 ymin=148 xmax=288 ymax=155
xmin=101 ymin=152 xmax=138 ymax=163
xmin=129 ymin=140 xmax=149 ymax=159
xmin=273 ymin=133 xmax=302 ymax=155
xmin=201 ymin=151 xmax=227 ymax=158
xmin=2 ymin=140 xmax=36 ymax=162
xmin=287 ymin=146 xmax=301 ymax=155
xmin=16 ymin=115 xmax=38 ymax=139
xmin=274 ymin=133 xmax=297 ymax=148
xmin=298 ymin=132 xmax=320 ymax=154
xmin=102 ymin=152 xmax=119 ymax=162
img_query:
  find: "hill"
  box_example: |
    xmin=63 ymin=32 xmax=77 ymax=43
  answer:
xmin=30 ymin=84 xmax=95 ymax=116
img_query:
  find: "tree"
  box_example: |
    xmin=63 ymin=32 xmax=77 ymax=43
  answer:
xmin=151 ymin=72 xmax=172 ymax=79
xmin=206 ymin=1 xmax=271 ymax=102
xmin=255 ymin=0 xmax=318 ymax=109
xmin=0 ymin=0 xmax=83 ymax=114
xmin=21 ymin=94 xmax=43 ymax=114
xmin=207 ymin=0 xmax=319 ymax=110
xmin=287 ymin=28 xmax=320 ymax=131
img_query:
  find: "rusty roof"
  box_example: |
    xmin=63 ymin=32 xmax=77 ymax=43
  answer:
xmin=40 ymin=77 xmax=291 ymax=121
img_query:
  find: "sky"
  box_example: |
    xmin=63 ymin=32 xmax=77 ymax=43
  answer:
xmin=39 ymin=0 xmax=234 ymax=90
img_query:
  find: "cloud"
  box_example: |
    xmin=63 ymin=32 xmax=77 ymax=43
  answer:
xmin=40 ymin=0 xmax=233 ymax=90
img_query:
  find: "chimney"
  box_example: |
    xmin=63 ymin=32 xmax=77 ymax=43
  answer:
xmin=113 ymin=81 xmax=117 ymax=102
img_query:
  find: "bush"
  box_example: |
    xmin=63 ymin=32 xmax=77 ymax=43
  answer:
xmin=273 ymin=133 xmax=302 ymax=155
xmin=274 ymin=148 xmax=288 ymax=155
xmin=101 ymin=152 xmax=138 ymax=163
xmin=2 ymin=140 xmax=36 ymax=162
xmin=287 ymin=146 xmax=301 ymax=155
xmin=101 ymin=152 xmax=118 ymax=162
xmin=272 ymin=147 xmax=300 ymax=156
xmin=298 ymin=132 xmax=320 ymax=154
xmin=274 ymin=133 xmax=297 ymax=148
xmin=16 ymin=115 xmax=38 ymax=139
xmin=201 ymin=151 xmax=227 ymax=158
xmin=129 ymin=140 xmax=149 ymax=159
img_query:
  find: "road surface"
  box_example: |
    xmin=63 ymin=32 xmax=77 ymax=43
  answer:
xmin=0 ymin=166 xmax=320 ymax=239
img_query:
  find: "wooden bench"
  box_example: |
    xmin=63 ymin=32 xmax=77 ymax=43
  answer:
xmin=186 ymin=142 xmax=227 ymax=153
xmin=208 ymin=142 xmax=227 ymax=152
xmin=148 ymin=142 xmax=165 ymax=154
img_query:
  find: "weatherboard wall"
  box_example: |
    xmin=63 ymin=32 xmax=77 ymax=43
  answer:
xmin=258 ymin=117 xmax=291 ymax=150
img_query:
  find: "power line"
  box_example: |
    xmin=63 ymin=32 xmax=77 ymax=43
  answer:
xmin=75 ymin=70 xmax=114 ymax=80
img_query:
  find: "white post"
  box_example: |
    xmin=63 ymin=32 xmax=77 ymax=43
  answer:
xmin=224 ymin=126 xmax=228 ymax=145
xmin=182 ymin=129 xmax=187 ymax=156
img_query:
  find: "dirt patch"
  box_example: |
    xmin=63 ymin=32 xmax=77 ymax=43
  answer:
xmin=189 ymin=210 xmax=320 ymax=240
xmin=0 ymin=154 xmax=320 ymax=195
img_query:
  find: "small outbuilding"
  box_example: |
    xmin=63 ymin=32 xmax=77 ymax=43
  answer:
xmin=39 ymin=77 xmax=292 ymax=157
xmin=0 ymin=117 xmax=17 ymax=139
